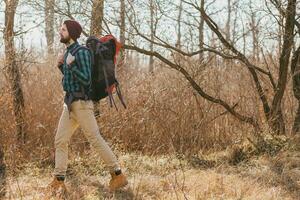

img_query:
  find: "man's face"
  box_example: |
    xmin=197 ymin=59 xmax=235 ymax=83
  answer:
xmin=59 ymin=24 xmax=71 ymax=44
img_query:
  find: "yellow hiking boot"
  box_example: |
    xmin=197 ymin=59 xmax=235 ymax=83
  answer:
xmin=109 ymin=169 xmax=128 ymax=192
xmin=46 ymin=176 xmax=67 ymax=198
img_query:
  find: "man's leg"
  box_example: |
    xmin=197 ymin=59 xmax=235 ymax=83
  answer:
xmin=54 ymin=104 xmax=78 ymax=177
xmin=72 ymin=100 xmax=128 ymax=191
xmin=72 ymin=100 xmax=119 ymax=170
xmin=47 ymin=104 xmax=78 ymax=195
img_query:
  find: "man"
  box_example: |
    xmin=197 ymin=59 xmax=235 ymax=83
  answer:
xmin=48 ymin=20 xmax=128 ymax=193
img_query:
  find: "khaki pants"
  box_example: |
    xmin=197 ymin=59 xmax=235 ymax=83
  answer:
xmin=54 ymin=100 xmax=119 ymax=176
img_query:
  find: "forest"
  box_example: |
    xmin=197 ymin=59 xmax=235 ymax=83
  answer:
xmin=0 ymin=0 xmax=299 ymax=199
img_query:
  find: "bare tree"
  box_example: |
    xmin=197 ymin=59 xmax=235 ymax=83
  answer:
xmin=248 ymin=1 xmax=260 ymax=62
xmin=225 ymin=0 xmax=231 ymax=41
xmin=90 ymin=0 xmax=104 ymax=36
xmin=269 ymin=0 xmax=300 ymax=134
xmin=4 ymin=0 xmax=26 ymax=142
xmin=149 ymin=0 xmax=155 ymax=72
xmin=45 ymin=0 xmax=55 ymax=55
xmin=198 ymin=0 xmax=204 ymax=62
xmin=118 ymin=0 xmax=126 ymax=68
xmin=120 ymin=0 xmax=125 ymax=45
xmin=176 ymin=0 xmax=183 ymax=49
xmin=278 ymin=14 xmax=284 ymax=57
xmin=191 ymin=0 xmax=296 ymax=134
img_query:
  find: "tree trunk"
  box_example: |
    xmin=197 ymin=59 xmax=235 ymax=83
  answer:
xmin=269 ymin=0 xmax=296 ymax=135
xmin=224 ymin=0 xmax=231 ymax=67
xmin=225 ymin=0 xmax=231 ymax=41
xmin=118 ymin=0 xmax=126 ymax=68
xmin=90 ymin=0 xmax=105 ymax=134
xmin=268 ymin=109 xmax=285 ymax=135
xmin=4 ymin=0 xmax=26 ymax=143
xmin=0 ymin=144 xmax=5 ymax=198
xmin=250 ymin=10 xmax=259 ymax=62
xmin=176 ymin=0 xmax=183 ymax=50
xmin=198 ymin=0 xmax=204 ymax=62
xmin=120 ymin=0 xmax=125 ymax=45
xmin=45 ymin=0 xmax=55 ymax=55
xmin=277 ymin=0 xmax=284 ymax=57
xmin=291 ymin=45 xmax=300 ymax=134
xmin=149 ymin=0 xmax=155 ymax=73
xmin=90 ymin=0 xmax=104 ymax=36
xmin=242 ymin=18 xmax=246 ymax=55
xmin=210 ymin=31 xmax=217 ymax=65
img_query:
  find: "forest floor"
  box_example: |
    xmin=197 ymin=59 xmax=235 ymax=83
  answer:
xmin=3 ymin=136 xmax=300 ymax=200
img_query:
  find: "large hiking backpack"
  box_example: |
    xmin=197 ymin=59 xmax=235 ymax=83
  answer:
xmin=72 ymin=35 xmax=126 ymax=109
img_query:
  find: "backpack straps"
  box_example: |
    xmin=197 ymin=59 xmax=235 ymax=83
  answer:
xmin=96 ymin=42 xmax=126 ymax=110
xmin=115 ymin=81 xmax=127 ymax=109
xmin=99 ymin=52 xmax=118 ymax=110
xmin=70 ymin=45 xmax=89 ymax=56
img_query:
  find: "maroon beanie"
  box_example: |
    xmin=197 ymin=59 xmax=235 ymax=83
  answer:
xmin=63 ymin=20 xmax=82 ymax=41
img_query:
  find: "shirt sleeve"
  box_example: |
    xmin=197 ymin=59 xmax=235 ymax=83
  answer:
xmin=68 ymin=48 xmax=91 ymax=86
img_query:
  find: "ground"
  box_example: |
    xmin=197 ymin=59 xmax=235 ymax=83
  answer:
xmin=4 ymin=147 xmax=300 ymax=200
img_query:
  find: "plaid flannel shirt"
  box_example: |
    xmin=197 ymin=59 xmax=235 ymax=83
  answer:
xmin=59 ymin=42 xmax=91 ymax=94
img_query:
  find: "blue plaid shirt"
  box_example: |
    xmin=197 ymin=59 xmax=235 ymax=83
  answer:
xmin=60 ymin=42 xmax=91 ymax=94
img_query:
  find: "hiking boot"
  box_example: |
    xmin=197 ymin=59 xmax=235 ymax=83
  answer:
xmin=109 ymin=169 xmax=128 ymax=192
xmin=46 ymin=176 xmax=67 ymax=197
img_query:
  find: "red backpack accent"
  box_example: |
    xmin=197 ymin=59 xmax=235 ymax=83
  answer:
xmin=98 ymin=34 xmax=122 ymax=64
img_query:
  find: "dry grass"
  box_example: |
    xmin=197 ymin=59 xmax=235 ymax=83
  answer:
xmin=4 ymin=150 xmax=299 ymax=200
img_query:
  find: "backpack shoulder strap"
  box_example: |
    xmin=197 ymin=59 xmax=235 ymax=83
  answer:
xmin=70 ymin=45 xmax=89 ymax=56
xmin=70 ymin=45 xmax=91 ymax=67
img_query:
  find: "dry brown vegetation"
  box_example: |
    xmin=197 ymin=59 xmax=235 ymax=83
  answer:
xmin=2 ymin=152 xmax=297 ymax=200
xmin=3 ymin=139 xmax=300 ymax=199
xmin=1 ymin=0 xmax=299 ymax=198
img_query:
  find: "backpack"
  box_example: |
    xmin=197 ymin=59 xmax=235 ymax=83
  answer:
xmin=71 ymin=35 xmax=126 ymax=110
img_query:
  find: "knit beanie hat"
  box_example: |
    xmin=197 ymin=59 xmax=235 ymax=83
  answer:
xmin=63 ymin=20 xmax=82 ymax=41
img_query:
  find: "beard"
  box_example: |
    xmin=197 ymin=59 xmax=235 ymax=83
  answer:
xmin=60 ymin=35 xmax=71 ymax=44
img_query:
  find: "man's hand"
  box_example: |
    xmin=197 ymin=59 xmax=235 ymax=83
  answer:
xmin=66 ymin=53 xmax=75 ymax=66
xmin=57 ymin=53 xmax=64 ymax=68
